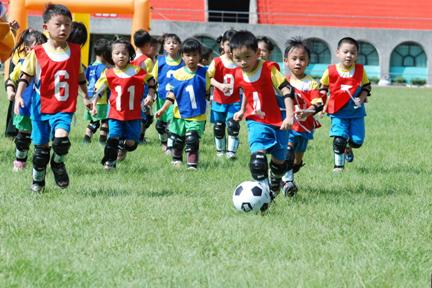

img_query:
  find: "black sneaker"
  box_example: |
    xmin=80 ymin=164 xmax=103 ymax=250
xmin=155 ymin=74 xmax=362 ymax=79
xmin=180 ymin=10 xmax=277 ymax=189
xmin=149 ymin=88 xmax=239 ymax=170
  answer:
xmin=282 ymin=181 xmax=298 ymax=197
xmin=31 ymin=180 xmax=45 ymax=193
xmin=51 ymin=161 xmax=69 ymax=188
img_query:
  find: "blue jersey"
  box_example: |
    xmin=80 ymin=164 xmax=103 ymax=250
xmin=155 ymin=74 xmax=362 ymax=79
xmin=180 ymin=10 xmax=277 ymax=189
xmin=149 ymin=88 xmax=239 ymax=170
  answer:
xmin=86 ymin=61 xmax=107 ymax=99
xmin=157 ymin=55 xmax=184 ymax=100
xmin=170 ymin=66 xmax=208 ymax=119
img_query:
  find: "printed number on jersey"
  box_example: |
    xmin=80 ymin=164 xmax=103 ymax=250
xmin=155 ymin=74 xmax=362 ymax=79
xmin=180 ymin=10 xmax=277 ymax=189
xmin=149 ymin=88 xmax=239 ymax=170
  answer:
xmin=54 ymin=70 xmax=70 ymax=102
xmin=115 ymin=85 xmax=136 ymax=111
xmin=223 ymin=74 xmax=234 ymax=96
xmin=186 ymin=85 xmax=198 ymax=109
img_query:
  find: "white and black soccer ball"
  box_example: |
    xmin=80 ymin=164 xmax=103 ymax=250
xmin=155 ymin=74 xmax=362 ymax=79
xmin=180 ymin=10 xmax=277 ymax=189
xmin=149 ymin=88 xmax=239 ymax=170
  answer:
xmin=232 ymin=181 xmax=271 ymax=213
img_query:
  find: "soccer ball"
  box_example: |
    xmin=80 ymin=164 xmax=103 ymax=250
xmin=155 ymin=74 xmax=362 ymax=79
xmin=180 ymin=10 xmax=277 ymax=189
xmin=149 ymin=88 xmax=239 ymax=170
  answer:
xmin=232 ymin=181 xmax=271 ymax=213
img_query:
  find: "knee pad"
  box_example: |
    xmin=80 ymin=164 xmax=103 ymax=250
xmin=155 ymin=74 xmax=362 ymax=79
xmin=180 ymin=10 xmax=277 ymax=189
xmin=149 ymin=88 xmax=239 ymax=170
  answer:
xmin=213 ymin=122 xmax=226 ymax=139
xmin=293 ymin=161 xmax=304 ymax=173
xmin=349 ymin=139 xmax=362 ymax=149
xmin=270 ymin=160 xmax=288 ymax=177
xmin=143 ymin=115 xmax=154 ymax=129
xmin=285 ymin=146 xmax=294 ymax=170
xmin=15 ymin=132 xmax=31 ymax=151
xmin=87 ymin=121 xmax=100 ymax=134
xmin=227 ymin=118 xmax=240 ymax=137
xmin=333 ymin=136 xmax=347 ymax=154
xmin=103 ymin=138 xmax=119 ymax=163
xmin=185 ymin=131 xmax=200 ymax=153
xmin=125 ymin=142 xmax=138 ymax=152
xmin=33 ymin=145 xmax=50 ymax=170
xmin=52 ymin=137 xmax=71 ymax=156
xmin=249 ymin=152 xmax=268 ymax=181
xmin=172 ymin=134 xmax=185 ymax=150
xmin=155 ymin=120 xmax=168 ymax=135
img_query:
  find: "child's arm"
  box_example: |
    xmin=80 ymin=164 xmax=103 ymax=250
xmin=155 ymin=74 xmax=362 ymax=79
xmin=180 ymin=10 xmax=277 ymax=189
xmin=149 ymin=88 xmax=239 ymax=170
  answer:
xmin=155 ymin=91 xmax=175 ymax=118
xmin=91 ymin=71 xmax=109 ymax=115
xmin=5 ymin=61 xmax=22 ymax=101
xmin=280 ymin=85 xmax=295 ymax=130
xmin=143 ymin=77 xmax=157 ymax=106
xmin=78 ymin=72 xmax=92 ymax=110
xmin=14 ymin=73 xmax=33 ymax=115
xmin=233 ymin=92 xmax=246 ymax=121
xmin=210 ymin=78 xmax=231 ymax=95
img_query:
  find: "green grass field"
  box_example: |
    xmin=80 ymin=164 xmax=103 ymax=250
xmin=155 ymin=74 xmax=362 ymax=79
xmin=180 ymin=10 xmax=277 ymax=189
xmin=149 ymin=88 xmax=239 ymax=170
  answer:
xmin=0 ymin=77 xmax=431 ymax=287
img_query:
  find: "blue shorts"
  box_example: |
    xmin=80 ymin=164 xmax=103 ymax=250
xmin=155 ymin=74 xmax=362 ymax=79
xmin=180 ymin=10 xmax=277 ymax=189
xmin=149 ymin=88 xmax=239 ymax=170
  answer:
xmin=288 ymin=130 xmax=311 ymax=153
xmin=247 ymin=120 xmax=288 ymax=161
xmin=330 ymin=116 xmax=365 ymax=145
xmin=108 ymin=119 xmax=141 ymax=142
xmin=210 ymin=101 xmax=241 ymax=123
xmin=31 ymin=113 xmax=73 ymax=145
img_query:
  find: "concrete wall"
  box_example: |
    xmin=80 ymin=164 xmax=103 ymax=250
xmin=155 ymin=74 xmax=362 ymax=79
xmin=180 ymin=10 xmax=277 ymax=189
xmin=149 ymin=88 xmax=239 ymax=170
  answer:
xmin=29 ymin=17 xmax=432 ymax=84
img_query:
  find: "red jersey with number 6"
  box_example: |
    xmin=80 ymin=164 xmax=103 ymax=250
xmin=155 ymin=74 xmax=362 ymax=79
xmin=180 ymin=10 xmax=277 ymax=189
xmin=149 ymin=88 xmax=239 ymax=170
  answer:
xmin=106 ymin=67 xmax=147 ymax=121
xmin=34 ymin=43 xmax=81 ymax=114
xmin=234 ymin=61 xmax=283 ymax=127
xmin=212 ymin=57 xmax=241 ymax=104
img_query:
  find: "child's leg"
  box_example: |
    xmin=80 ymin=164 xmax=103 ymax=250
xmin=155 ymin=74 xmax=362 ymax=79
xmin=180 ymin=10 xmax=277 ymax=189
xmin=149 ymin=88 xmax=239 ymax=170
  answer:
xmin=13 ymin=131 xmax=31 ymax=171
xmin=226 ymin=118 xmax=240 ymax=159
xmin=99 ymin=119 xmax=108 ymax=144
xmin=84 ymin=120 xmax=100 ymax=143
xmin=31 ymin=119 xmax=51 ymax=192
xmin=249 ymin=151 xmax=270 ymax=189
xmin=155 ymin=120 xmax=169 ymax=149
xmin=51 ymin=128 xmax=72 ymax=188
xmin=171 ymin=133 xmax=185 ymax=164
xmin=121 ymin=120 xmax=140 ymax=154
xmin=185 ymin=130 xmax=200 ymax=169
xmin=140 ymin=111 xmax=153 ymax=144
xmin=102 ymin=137 xmax=119 ymax=169
xmin=269 ymin=156 xmax=288 ymax=198
xmin=346 ymin=117 xmax=365 ymax=162
xmin=330 ymin=117 xmax=349 ymax=171
xmin=211 ymin=108 xmax=226 ymax=156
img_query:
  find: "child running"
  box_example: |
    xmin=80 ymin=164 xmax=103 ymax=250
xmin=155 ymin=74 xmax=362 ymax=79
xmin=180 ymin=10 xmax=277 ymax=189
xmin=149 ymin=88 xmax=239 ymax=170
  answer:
xmin=14 ymin=4 xmax=91 ymax=192
xmin=281 ymin=38 xmax=324 ymax=196
xmin=230 ymin=30 xmax=295 ymax=200
xmin=155 ymin=38 xmax=209 ymax=170
xmin=93 ymin=38 xmax=156 ymax=170
xmin=320 ymin=37 xmax=371 ymax=172
xmin=207 ymin=29 xmax=242 ymax=159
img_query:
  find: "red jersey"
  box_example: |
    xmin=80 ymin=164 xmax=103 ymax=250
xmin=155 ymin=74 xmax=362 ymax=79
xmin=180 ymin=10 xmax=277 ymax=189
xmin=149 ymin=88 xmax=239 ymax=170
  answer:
xmin=212 ymin=57 xmax=241 ymax=104
xmin=235 ymin=61 xmax=283 ymax=127
xmin=106 ymin=67 xmax=147 ymax=121
xmin=34 ymin=43 xmax=81 ymax=114
xmin=131 ymin=54 xmax=149 ymax=71
xmin=327 ymin=64 xmax=364 ymax=114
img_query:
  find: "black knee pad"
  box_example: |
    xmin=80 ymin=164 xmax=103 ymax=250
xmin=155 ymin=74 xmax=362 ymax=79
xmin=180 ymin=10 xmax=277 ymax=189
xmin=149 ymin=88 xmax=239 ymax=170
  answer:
xmin=349 ymin=139 xmax=362 ymax=149
xmin=52 ymin=137 xmax=71 ymax=156
xmin=270 ymin=159 xmax=288 ymax=177
xmin=333 ymin=137 xmax=347 ymax=154
xmin=185 ymin=131 xmax=200 ymax=153
xmin=155 ymin=120 xmax=168 ymax=135
xmin=172 ymin=134 xmax=185 ymax=150
xmin=33 ymin=145 xmax=50 ymax=170
xmin=125 ymin=142 xmax=138 ymax=152
xmin=103 ymin=138 xmax=119 ymax=163
xmin=285 ymin=145 xmax=294 ymax=170
xmin=15 ymin=132 xmax=31 ymax=151
xmin=249 ymin=152 xmax=268 ymax=181
xmin=213 ymin=122 xmax=226 ymax=139
xmin=293 ymin=161 xmax=304 ymax=173
xmin=143 ymin=115 xmax=154 ymax=129
xmin=87 ymin=121 xmax=100 ymax=134
xmin=227 ymin=118 xmax=240 ymax=137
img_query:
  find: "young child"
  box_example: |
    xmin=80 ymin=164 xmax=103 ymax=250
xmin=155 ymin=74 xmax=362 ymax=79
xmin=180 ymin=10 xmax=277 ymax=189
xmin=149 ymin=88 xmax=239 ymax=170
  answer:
xmin=207 ymin=29 xmax=242 ymax=159
xmin=230 ymin=30 xmax=295 ymax=200
xmin=14 ymin=4 xmax=91 ymax=192
xmin=155 ymin=38 xmax=209 ymax=170
xmin=199 ymin=45 xmax=212 ymax=67
xmin=281 ymin=38 xmax=324 ymax=196
xmin=67 ymin=21 xmax=87 ymax=47
xmin=6 ymin=29 xmax=47 ymax=172
xmin=320 ymin=37 xmax=371 ymax=172
xmin=93 ymin=38 xmax=156 ymax=170
xmin=153 ymin=33 xmax=184 ymax=154
xmin=148 ymin=36 xmax=162 ymax=62
xmin=257 ymin=36 xmax=275 ymax=62
xmin=131 ymin=29 xmax=155 ymax=144
xmin=83 ymin=38 xmax=110 ymax=144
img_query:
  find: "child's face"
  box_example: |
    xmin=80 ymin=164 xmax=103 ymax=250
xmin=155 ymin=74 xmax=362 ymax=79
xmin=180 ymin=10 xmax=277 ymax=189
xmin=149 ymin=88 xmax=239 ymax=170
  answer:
xmin=24 ymin=36 xmax=38 ymax=54
xmin=43 ymin=15 xmax=72 ymax=43
xmin=221 ymin=40 xmax=231 ymax=56
xmin=336 ymin=42 xmax=358 ymax=69
xmin=149 ymin=43 xmax=161 ymax=58
xmin=111 ymin=43 xmax=129 ymax=69
xmin=164 ymin=38 xmax=180 ymax=56
xmin=258 ymin=41 xmax=271 ymax=61
xmin=284 ymin=47 xmax=309 ymax=78
xmin=182 ymin=51 xmax=200 ymax=71
xmin=232 ymin=46 xmax=260 ymax=73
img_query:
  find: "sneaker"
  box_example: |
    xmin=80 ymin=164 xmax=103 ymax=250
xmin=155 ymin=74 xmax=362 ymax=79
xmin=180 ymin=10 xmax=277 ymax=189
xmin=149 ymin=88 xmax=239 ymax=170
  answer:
xmin=187 ymin=165 xmax=197 ymax=171
xmin=333 ymin=166 xmax=344 ymax=173
xmin=216 ymin=151 xmax=225 ymax=157
xmin=82 ymin=135 xmax=91 ymax=144
xmin=51 ymin=162 xmax=69 ymax=188
xmin=31 ymin=181 xmax=45 ymax=193
xmin=103 ymin=161 xmax=116 ymax=171
xmin=171 ymin=160 xmax=182 ymax=168
xmin=117 ymin=149 xmax=127 ymax=161
xmin=282 ymin=181 xmax=298 ymax=197
xmin=13 ymin=160 xmax=26 ymax=172
xmin=345 ymin=146 xmax=354 ymax=162
xmin=226 ymin=152 xmax=236 ymax=160
xmin=164 ymin=148 xmax=172 ymax=156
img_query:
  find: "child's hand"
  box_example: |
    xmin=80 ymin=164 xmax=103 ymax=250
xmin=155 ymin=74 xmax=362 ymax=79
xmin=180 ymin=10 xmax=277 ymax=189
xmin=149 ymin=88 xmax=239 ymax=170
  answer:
xmin=143 ymin=95 xmax=154 ymax=106
xmin=220 ymin=83 xmax=231 ymax=94
xmin=233 ymin=110 xmax=244 ymax=121
xmin=155 ymin=109 xmax=164 ymax=119
xmin=14 ymin=97 xmax=24 ymax=115
xmin=6 ymin=89 xmax=16 ymax=101
xmin=280 ymin=117 xmax=293 ymax=130
xmin=83 ymin=97 xmax=93 ymax=111
xmin=353 ymin=97 xmax=362 ymax=107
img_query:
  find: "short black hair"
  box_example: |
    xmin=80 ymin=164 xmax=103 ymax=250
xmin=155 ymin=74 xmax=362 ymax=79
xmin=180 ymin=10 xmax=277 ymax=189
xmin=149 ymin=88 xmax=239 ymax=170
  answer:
xmin=201 ymin=45 xmax=212 ymax=59
xmin=229 ymin=30 xmax=258 ymax=52
xmin=162 ymin=33 xmax=181 ymax=45
xmin=181 ymin=38 xmax=202 ymax=55
xmin=109 ymin=38 xmax=136 ymax=64
xmin=67 ymin=21 xmax=88 ymax=46
xmin=257 ymin=36 xmax=274 ymax=52
xmin=221 ymin=29 xmax=237 ymax=43
xmin=42 ymin=3 xmax=72 ymax=23
xmin=93 ymin=38 xmax=110 ymax=57
xmin=133 ymin=29 xmax=152 ymax=48
xmin=284 ymin=37 xmax=311 ymax=59
xmin=13 ymin=29 xmax=47 ymax=55
xmin=337 ymin=37 xmax=359 ymax=51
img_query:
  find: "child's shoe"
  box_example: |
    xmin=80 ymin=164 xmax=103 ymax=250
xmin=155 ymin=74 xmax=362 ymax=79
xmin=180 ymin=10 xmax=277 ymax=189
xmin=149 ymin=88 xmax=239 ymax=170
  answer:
xmin=13 ymin=160 xmax=26 ymax=172
xmin=171 ymin=160 xmax=182 ymax=168
xmin=333 ymin=166 xmax=344 ymax=173
xmin=31 ymin=181 xmax=45 ymax=193
xmin=187 ymin=165 xmax=197 ymax=171
xmin=216 ymin=151 xmax=225 ymax=157
xmin=282 ymin=180 xmax=298 ymax=197
xmin=117 ymin=149 xmax=127 ymax=161
xmin=226 ymin=151 xmax=236 ymax=160
xmin=51 ymin=161 xmax=69 ymax=188
xmin=345 ymin=146 xmax=354 ymax=163
xmin=103 ymin=161 xmax=116 ymax=171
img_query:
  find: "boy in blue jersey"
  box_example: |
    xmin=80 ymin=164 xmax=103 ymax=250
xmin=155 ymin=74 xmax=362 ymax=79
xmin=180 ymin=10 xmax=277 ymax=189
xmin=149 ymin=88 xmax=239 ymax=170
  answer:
xmin=83 ymin=38 xmax=110 ymax=144
xmin=155 ymin=38 xmax=210 ymax=170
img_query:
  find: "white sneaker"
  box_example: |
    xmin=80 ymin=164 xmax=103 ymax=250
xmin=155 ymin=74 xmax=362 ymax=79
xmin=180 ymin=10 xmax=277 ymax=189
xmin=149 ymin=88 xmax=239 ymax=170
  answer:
xmin=226 ymin=152 xmax=236 ymax=159
xmin=216 ymin=151 xmax=225 ymax=157
xmin=171 ymin=160 xmax=182 ymax=168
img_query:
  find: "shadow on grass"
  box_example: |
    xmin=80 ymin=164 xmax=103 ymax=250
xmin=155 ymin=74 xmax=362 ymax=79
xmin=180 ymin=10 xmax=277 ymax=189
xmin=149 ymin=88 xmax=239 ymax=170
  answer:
xmin=357 ymin=165 xmax=428 ymax=175
xmin=80 ymin=187 xmax=175 ymax=198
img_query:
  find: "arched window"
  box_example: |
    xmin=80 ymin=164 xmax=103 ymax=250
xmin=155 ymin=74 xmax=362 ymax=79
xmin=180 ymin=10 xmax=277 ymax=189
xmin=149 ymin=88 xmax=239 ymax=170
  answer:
xmin=194 ymin=35 xmax=220 ymax=58
xmin=306 ymin=38 xmax=331 ymax=64
xmin=357 ymin=41 xmax=379 ymax=66
xmin=390 ymin=42 xmax=426 ymax=67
